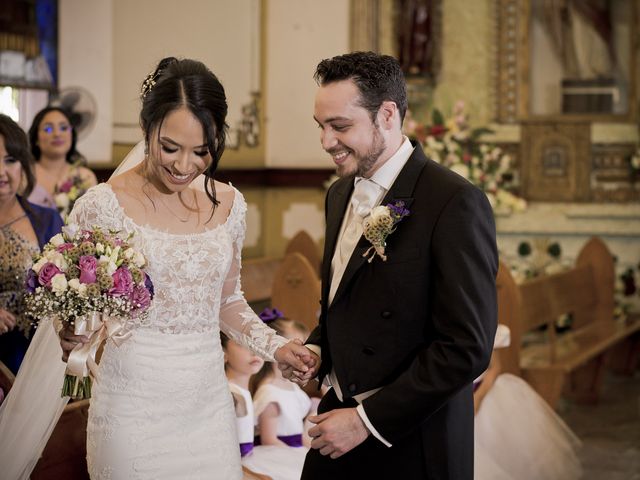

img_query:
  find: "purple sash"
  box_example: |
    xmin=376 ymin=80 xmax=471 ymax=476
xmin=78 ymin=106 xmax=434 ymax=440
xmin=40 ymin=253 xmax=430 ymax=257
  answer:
xmin=240 ymin=442 xmax=254 ymax=457
xmin=254 ymin=434 xmax=303 ymax=447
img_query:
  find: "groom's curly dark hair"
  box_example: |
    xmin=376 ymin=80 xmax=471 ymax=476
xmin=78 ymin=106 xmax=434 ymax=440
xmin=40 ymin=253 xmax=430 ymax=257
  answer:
xmin=314 ymin=51 xmax=408 ymax=123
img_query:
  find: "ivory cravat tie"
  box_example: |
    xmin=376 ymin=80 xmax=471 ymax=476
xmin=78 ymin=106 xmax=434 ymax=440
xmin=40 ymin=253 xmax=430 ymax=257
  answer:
xmin=338 ymin=178 xmax=381 ymax=266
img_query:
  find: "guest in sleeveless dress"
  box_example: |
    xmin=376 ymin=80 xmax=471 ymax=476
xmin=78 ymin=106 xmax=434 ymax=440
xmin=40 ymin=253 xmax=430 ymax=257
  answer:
xmin=27 ymin=107 xmax=97 ymax=216
xmin=474 ymin=324 xmax=583 ymax=480
xmin=0 ymin=114 xmax=63 ymax=375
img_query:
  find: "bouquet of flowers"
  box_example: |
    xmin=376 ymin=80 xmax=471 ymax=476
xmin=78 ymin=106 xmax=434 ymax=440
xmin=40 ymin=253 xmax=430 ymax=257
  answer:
xmin=403 ymin=101 xmax=526 ymax=214
xmin=24 ymin=224 xmax=154 ymax=399
xmin=54 ymin=170 xmax=92 ymax=220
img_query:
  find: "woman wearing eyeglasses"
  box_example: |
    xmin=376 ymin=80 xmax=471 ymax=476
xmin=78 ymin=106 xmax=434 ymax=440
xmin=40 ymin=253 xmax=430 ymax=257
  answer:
xmin=27 ymin=107 xmax=97 ymax=218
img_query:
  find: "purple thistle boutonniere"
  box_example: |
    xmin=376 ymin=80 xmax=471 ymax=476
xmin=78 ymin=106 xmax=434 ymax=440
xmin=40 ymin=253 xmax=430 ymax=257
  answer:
xmin=362 ymin=201 xmax=410 ymax=263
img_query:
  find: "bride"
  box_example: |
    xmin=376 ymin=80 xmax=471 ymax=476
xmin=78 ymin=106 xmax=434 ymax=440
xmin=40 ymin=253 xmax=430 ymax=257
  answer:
xmin=0 ymin=57 xmax=315 ymax=479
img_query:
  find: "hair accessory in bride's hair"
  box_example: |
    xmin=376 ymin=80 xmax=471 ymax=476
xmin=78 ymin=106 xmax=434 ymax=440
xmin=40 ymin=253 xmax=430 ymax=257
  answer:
xmin=140 ymin=69 xmax=162 ymax=99
xmin=258 ymin=308 xmax=284 ymax=324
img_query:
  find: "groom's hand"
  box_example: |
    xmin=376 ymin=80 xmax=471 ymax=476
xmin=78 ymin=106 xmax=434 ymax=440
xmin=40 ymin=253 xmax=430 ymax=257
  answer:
xmin=308 ymin=408 xmax=370 ymax=459
xmin=275 ymin=339 xmax=319 ymax=385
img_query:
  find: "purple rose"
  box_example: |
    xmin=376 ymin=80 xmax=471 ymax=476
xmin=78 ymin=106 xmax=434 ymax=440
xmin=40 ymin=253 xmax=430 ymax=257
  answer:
xmin=144 ymin=273 xmax=154 ymax=299
xmin=130 ymin=285 xmax=152 ymax=312
xmin=78 ymin=255 xmax=98 ymax=284
xmin=110 ymin=267 xmax=134 ymax=296
xmin=26 ymin=269 xmax=39 ymax=293
xmin=56 ymin=243 xmax=75 ymax=253
xmin=59 ymin=179 xmax=74 ymax=193
xmin=38 ymin=263 xmax=61 ymax=287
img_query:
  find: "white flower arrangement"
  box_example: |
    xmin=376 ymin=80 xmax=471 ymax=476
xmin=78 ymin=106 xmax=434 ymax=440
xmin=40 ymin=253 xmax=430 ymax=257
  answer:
xmin=403 ymin=101 xmax=526 ymax=214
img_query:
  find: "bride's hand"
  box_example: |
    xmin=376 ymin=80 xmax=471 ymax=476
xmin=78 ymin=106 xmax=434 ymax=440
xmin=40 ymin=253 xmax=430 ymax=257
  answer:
xmin=275 ymin=339 xmax=320 ymax=386
xmin=58 ymin=324 xmax=89 ymax=362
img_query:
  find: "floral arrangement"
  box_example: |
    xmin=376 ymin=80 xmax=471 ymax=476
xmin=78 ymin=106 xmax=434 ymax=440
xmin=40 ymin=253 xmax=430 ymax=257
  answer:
xmin=362 ymin=201 xmax=410 ymax=263
xmin=54 ymin=171 xmax=92 ymax=220
xmin=24 ymin=224 xmax=154 ymax=399
xmin=403 ymin=101 xmax=526 ymax=214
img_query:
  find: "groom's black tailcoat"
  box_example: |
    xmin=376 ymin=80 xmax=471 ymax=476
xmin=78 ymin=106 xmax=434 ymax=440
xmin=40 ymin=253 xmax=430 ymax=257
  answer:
xmin=302 ymin=143 xmax=498 ymax=480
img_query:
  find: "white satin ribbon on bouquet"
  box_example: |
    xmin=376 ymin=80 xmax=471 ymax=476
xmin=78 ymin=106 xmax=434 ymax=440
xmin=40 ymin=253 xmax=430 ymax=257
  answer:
xmin=66 ymin=312 xmax=132 ymax=381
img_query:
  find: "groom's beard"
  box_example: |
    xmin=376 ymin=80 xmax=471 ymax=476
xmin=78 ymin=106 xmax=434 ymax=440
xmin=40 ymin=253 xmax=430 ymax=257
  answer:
xmin=333 ymin=128 xmax=386 ymax=178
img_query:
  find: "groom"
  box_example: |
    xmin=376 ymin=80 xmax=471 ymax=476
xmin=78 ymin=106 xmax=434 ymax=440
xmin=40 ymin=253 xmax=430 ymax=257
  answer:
xmin=287 ymin=52 xmax=498 ymax=479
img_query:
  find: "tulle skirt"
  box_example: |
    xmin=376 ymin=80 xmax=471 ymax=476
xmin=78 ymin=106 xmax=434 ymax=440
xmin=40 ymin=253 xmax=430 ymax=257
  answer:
xmin=475 ymin=373 xmax=582 ymax=480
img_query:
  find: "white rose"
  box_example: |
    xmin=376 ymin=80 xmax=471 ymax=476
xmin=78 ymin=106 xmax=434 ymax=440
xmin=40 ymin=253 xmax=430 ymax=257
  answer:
xmin=110 ymin=245 xmax=121 ymax=264
xmin=69 ymin=279 xmax=88 ymax=296
xmin=54 ymin=193 xmax=70 ymax=210
xmin=123 ymin=248 xmax=135 ymax=260
xmin=49 ymin=233 xmax=65 ymax=247
xmin=32 ymin=257 xmax=48 ymax=274
xmin=369 ymin=206 xmax=390 ymax=222
xmin=95 ymin=243 xmax=105 ymax=255
xmin=62 ymin=223 xmax=79 ymax=240
xmin=132 ymin=251 xmax=146 ymax=268
xmin=450 ymin=163 xmax=470 ymax=180
xmin=45 ymin=251 xmax=68 ymax=270
xmin=51 ymin=274 xmax=68 ymax=295
xmin=99 ymin=255 xmax=118 ymax=275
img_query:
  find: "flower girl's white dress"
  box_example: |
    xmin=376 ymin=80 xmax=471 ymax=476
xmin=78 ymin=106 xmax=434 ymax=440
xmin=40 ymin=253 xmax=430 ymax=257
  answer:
xmin=232 ymin=381 xmax=310 ymax=480
xmin=474 ymin=325 xmax=583 ymax=480
xmin=68 ymin=184 xmax=286 ymax=480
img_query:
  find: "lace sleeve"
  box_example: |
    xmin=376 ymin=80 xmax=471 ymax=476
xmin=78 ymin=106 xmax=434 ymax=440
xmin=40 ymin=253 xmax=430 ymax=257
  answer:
xmin=219 ymin=190 xmax=287 ymax=361
xmin=66 ymin=184 xmax=117 ymax=231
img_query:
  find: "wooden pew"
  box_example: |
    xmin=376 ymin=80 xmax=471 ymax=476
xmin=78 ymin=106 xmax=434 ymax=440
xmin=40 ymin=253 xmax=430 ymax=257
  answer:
xmin=271 ymin=253 xmax=321 ymax=332
xmin=31 ymin=399 xmax=90 ymax=479
xmin=0 ymin=360 xmax=15 ymax=403
xmin=498 ymin=237 xmax=640 ymax=409
xmin=285 ymin=230 xmax=322 ymax=277
xmin=242 ymin=257 xmax=282 ymax=306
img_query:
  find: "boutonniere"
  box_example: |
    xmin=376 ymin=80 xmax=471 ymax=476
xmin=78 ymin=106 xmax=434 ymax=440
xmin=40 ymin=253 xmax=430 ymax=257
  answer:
xmin=362 ymin=201 xmax=410 ymax=263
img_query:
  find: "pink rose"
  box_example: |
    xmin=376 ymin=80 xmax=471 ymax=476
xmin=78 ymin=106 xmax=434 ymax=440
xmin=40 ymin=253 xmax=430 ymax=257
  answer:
xmin=130 ymin=285 xmax=151 ymax=312
xmin=110 ymin=267 xmax=134 ymax=296
xmin=38 ymin=263 xmax=62 ymax=287
xmin=56 ymin=243 xmax=75 ymax=253
xmin=59 ymin=179 xmax=74 ymax=193
xmin=79 ymin=255 xmax=98 ymax=284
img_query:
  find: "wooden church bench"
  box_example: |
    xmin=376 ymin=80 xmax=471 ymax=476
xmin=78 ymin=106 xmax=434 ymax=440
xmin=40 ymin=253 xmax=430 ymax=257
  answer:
xmin=271 ymin=252 xmax=321 ymax=333
xmin=241 ymin=257 xmax=283 ymax=306
xmin=285 ymin=230 xmax=322 ymax=277
xmin=497 ymin=237 xmax=640 ymax=409
xmin=0 ymin=360 xmax=15 ymax=397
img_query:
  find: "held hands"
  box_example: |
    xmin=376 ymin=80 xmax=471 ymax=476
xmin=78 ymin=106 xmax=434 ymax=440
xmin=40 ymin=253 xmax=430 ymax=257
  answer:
xmin=308 ymin=408 xmax=370 ymax=459
xmin=0 ymin=308 xmax=16 ymax=335
xmin=58 ymin=323 xmax=89 ymax=362
xmin=275 ymin=339 xmax=320 ymax=386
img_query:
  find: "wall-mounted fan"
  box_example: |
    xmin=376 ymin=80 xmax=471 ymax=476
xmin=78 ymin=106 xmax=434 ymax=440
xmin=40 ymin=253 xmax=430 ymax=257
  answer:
xmin=50 ymin=86 xmax=97 ymax=140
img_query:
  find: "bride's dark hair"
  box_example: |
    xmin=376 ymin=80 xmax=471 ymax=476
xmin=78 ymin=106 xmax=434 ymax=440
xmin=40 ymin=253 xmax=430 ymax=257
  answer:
xmin=139 ymin=57 xmax=228 ymax=208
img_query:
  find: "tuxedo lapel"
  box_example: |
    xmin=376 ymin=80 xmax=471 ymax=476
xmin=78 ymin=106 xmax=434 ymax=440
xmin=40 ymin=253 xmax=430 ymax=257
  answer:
xmin=321 ymin=177 xmax=354 ymax=302
xmin=330 ymin=144 xmax=428 ymax=306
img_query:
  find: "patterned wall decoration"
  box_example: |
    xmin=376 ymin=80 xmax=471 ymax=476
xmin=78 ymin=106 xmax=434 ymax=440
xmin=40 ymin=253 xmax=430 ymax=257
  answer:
xmin=521 ymin=121 xmax=591 ymax=201
xmin=493 ymin=0 xmax=520 ymax=123
xmin=282 ymin=203 xmax=325 ymax=243
xmin=591 ymin=144 xmax=640 ymax=202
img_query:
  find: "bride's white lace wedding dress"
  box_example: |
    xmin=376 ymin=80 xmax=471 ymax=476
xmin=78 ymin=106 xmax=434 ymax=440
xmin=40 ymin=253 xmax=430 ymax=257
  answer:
xmin=67 ymin=183 xmax=286 ymax=480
